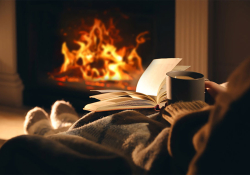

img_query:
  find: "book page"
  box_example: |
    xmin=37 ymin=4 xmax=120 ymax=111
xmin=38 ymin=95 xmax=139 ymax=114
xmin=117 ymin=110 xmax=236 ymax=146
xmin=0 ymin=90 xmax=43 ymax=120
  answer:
xmin=136 ymin=58 xmax=182 ymax=96
xmin=100 ymin=100 xmax=155 ymax=111
xmin=83 ymin=98 xmax=156 ymax=112
xmin=91 ymin=90 xmax=126 ymax=93
xmin=90 ymin=92 xmax=129 ymax=100
xmin=157 ymin=83 xmax=167 ymax=103
xmin=91 ymin=90 xmax=155 ymax=102
xmin=172 ymin=65 xmax=190 ymax=71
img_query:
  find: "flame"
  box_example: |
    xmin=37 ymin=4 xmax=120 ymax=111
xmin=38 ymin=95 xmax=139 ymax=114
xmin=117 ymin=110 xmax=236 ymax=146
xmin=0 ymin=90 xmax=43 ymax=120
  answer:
xmin=51 ymin=18 xmax=149 ymax=89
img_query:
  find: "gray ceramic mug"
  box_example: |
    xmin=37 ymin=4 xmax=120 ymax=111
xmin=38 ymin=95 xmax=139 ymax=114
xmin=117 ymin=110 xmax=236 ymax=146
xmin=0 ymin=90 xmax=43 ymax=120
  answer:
xmin=166 ymin=71 xmax=205 ymax=104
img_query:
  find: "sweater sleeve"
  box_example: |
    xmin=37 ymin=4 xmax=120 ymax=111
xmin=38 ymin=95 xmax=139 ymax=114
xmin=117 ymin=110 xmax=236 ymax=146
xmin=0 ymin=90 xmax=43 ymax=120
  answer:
xmin=187 ymin=57 xmax=250 ymax=175
xmin=159 ymin=100 xmax=211 ymax=172
xmin=162 ymin=101 xmax=208 ymax=125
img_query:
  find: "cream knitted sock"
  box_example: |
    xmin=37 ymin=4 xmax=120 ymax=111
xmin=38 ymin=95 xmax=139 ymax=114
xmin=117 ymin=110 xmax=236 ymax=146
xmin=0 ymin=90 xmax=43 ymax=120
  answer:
xmin=50 ymin=100 xmax=79 ymax=130
xmin=24 ymin=107 xmax=55 ymax=136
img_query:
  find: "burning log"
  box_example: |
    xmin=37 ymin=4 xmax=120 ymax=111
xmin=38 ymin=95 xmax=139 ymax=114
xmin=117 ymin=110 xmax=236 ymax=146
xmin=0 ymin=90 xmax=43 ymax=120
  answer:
xmin=50 ymin=66 xmax=83 ymax=81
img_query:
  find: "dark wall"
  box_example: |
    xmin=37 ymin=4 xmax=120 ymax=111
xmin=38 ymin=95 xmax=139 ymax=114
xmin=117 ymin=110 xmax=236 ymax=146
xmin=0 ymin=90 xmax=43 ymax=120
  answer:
xmin=209 ymin=0 xmax=250 ymax=83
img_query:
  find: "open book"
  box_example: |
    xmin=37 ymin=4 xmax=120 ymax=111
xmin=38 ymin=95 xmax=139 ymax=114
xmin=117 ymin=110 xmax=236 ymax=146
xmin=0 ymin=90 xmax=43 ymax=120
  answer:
xmin=83 ymin=58 xmax=189 ymax=112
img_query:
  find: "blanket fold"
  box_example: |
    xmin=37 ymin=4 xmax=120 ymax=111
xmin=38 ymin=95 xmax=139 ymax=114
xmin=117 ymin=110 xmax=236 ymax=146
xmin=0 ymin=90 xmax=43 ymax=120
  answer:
xmin=0 ymin=135 xmax=134 ymax=174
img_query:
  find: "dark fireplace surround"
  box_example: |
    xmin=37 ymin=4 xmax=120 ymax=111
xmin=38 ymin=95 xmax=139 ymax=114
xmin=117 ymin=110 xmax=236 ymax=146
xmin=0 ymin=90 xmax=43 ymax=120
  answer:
xmin=16 ymin=0 xmax=175 ymax=112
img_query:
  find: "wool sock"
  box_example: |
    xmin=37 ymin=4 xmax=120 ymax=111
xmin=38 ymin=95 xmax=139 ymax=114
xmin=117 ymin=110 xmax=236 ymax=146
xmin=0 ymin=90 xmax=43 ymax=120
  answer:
xmin=24 ymin=107 xmax=55 ymax=136
xmin=50 ymin=100 xmax=79 ymax=130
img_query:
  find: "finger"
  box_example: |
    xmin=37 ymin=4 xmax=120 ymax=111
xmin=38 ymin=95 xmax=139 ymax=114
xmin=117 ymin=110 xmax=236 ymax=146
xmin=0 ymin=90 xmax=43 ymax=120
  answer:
xmin=206 ymin=87 xmax=218 ymax=99
xmin=205 ymin=81 xmax=225 ymax=92
xmin=205 ymin=81 xmax=226 ymax=98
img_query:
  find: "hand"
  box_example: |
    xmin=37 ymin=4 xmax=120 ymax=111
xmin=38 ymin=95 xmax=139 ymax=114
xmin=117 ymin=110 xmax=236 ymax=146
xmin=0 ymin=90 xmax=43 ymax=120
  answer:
xmin=205 ymin=81 xmax=227 ymax=101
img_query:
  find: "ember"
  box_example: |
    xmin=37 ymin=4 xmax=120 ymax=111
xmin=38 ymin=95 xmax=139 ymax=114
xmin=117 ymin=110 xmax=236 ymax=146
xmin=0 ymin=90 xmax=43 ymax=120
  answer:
xmin=50 ymin=18 xmax=149 ymax=90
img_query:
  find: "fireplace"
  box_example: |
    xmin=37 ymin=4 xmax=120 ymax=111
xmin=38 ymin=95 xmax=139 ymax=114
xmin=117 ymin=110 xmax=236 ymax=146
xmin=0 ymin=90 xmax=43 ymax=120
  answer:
xmin=16 ymin=0 xmax=175 ymax=112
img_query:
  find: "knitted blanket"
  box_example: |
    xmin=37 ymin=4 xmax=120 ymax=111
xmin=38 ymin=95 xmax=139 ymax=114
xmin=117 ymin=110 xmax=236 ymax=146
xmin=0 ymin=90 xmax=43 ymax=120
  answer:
xmin=1 ymin=57 xmax=250 ymax=174
xmin=0 ymin=102 xmax=207 ymax=174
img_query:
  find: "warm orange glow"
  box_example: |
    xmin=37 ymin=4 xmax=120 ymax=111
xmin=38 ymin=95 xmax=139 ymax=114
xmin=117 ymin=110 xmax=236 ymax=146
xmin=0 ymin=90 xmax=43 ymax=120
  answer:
xmin=50 ymin=18 xmax=149 ymax=90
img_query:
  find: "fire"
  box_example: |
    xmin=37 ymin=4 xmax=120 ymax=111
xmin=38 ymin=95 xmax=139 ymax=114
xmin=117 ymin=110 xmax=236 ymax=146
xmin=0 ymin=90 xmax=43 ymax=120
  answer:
xmin=50 ymin=18 xmax=149 ymax=90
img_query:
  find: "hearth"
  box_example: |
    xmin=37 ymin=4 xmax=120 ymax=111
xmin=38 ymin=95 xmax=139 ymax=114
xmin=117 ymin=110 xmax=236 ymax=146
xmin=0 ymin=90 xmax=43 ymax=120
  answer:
xmin=16 ymin=0 xmax=175 ymax=112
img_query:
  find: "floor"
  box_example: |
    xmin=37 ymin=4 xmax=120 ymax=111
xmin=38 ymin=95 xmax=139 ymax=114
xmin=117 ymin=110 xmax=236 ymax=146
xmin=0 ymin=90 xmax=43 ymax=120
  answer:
xmin=0 ymin=104 xmax=84 ymax=148
xmin=0 ymin=104 xmax=86 ymax=148
xmin=0 ymin=105 xmax=30 ymax=141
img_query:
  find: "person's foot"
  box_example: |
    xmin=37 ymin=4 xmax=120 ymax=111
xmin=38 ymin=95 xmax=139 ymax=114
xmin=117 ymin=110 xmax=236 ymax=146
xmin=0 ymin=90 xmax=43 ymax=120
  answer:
xmin=24 ymin=107 xmax=54 ymax=136
xmin=50 ymin=100 xmax=79 ymax=129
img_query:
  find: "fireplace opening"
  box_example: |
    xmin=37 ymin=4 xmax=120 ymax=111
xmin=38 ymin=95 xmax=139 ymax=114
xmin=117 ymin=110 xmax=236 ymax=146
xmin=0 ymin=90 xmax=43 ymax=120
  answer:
xmin=16 ymin=0 xmax=175 ymax=112
xmin=49 ymin=15 xmax=149 ymax=91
